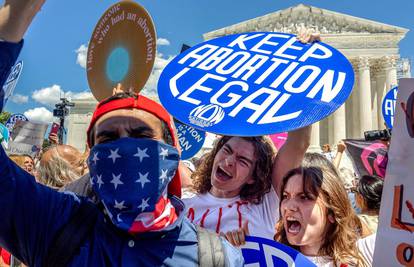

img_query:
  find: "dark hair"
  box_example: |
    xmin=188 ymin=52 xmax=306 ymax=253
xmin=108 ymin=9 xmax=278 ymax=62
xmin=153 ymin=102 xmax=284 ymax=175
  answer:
xmin=357 ymin=175 xmax=383 ymax=211
xmin=191 ymin=136 xmax=276 ymax=204
xmin=89 ymin=92 xmax=173 ymax=146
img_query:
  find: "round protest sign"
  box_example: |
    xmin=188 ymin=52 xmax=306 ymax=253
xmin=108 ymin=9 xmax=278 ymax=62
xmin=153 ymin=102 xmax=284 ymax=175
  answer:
xmin=241 ymin=236 xmax=315 ymax=266
xmin=174 ymin=120 xmax=206 ymax=159
xmin=5 ymin=113 xmax=28 ymax=132
xmin=158 ymin=32 xmax=354 ymax=136
xmin=382 ymin=86 xmax=398 ymax=129
xmin=87 ymin=1 xmax=156 ymax=101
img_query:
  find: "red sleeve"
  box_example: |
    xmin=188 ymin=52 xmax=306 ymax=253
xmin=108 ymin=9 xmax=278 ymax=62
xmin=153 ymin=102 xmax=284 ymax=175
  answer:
xmin=1 ymin=248 xmax=11 ymax=265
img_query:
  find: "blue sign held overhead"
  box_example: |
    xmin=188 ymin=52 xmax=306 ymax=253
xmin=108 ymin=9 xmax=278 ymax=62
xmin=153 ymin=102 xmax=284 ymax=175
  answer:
xmin=174 ymin=120 xmax=206 ymax=160
xmin=382 ymin=87 xmax=398 ymax=129
xmin=158 ymin=32 xmax=354 ymax=136
xmin=241 ymin=236 xmax=316 ymax=267
xmin=5 ymin=113 xmax=28 ymax=132
xmin=2 ymin=61 xmax=24 ymax=108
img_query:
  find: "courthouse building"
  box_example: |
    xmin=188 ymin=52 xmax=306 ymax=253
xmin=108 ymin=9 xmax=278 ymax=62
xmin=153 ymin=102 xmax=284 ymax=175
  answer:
xmin=67 ymin=4 xmax=410 ymax=152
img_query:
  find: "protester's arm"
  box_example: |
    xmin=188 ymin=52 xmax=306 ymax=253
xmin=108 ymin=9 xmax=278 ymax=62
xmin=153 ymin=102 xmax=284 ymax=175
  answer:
xmin=0 ymin=145 xmax=80 ymax=266
xmin=333 ymin=140 xmax=346 ymax=168
xmin=271 ymin=126 xmax=311 ymax=195
xmin=0 ymin=0 xmax=45 ymax=43
xmin=0 ymin=0 xmax=45 ymax=111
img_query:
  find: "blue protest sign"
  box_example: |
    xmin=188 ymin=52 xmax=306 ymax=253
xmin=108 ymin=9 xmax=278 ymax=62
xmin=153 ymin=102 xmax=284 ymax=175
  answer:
xmin=5 ymin=113 xmax=28 ymax=132
xmin=2 ymin=61 xmax=24 ymax=108
xmin=174 ymin=120 xmax=206 ymax=160
xmin=241 ymin=236 xmax=315 ymax=266
xmin=382 ymin=87 xmax=398 ymax=129
xmin=158 ymin=32 xmax=354 ymax=136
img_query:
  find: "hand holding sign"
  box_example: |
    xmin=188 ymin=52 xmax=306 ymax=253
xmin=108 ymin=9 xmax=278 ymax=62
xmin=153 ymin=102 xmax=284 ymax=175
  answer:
xmin=158 ymin=32 xmax=354 ymax=136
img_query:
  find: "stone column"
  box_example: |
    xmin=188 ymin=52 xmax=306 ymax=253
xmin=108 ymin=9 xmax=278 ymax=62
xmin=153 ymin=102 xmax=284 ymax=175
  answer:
xmin=384 ymin=56 xmax=398 ymax=91
xmin=376 ymin=71 xmax=386 ymax=129
xmin=331 ymin=103 xmax=346 ymax=145
xmin=349 ymin=59 xmax=360 ymax=138
xmin=357 ymin=57 xmax=373 ymax=134
xmin=309 ymin=122 xmax=321 ymax=152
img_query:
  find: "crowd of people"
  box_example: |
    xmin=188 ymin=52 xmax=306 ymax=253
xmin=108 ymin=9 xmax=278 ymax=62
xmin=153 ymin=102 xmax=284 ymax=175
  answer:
xmin=0 ymin=0 xmax=386 ymax=266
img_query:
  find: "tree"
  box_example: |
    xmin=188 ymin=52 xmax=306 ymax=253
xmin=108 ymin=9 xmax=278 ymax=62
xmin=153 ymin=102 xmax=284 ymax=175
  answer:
xmin=0 ymin=111 xmax=11 ymax=125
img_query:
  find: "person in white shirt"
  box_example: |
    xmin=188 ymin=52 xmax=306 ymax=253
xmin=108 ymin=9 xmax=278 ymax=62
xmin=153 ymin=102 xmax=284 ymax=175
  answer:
xmin=182 ymin=126 xmax=310 ymax=244
xmin=275 ymin=166 xmax=373 ymax=266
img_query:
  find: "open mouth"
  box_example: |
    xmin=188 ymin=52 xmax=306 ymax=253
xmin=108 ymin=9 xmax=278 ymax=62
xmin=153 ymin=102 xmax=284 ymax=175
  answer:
xmin=215 ymin=166 xmax=232 ymax=181
xmin=286 ymin=216 xmax=301 ymax=235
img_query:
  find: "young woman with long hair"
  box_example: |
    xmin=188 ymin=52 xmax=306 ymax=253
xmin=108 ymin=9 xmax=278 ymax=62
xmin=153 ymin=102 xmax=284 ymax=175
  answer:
xmin=275 ymin=166 xmax=373 ymax=266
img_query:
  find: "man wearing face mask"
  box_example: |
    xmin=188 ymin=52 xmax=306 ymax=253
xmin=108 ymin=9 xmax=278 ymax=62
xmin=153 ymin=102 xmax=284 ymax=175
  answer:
xmin=0 ymin=91 xmax=243 ymax=266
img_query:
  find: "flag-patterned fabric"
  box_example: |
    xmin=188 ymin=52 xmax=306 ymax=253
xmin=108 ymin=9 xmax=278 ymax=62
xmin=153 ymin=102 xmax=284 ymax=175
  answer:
xmin=88 ymin=137 xmax=180 ymax=234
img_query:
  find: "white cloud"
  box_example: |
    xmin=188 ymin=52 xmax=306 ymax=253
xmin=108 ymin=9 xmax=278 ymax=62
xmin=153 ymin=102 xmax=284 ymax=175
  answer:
xmin=10 ymin=94 xmax=29 ymax=104
xmin=140 ymin=52 xmax=175 ymax=99
xmin=24 ymin=107 xmax=53 ymax=124
xmin=32 ymin=84 xmax=94 ymax=107
xmin=75 ymin=44 xmax=88 ymax=69
xmin=157 ymin=38 xmax=170 ymax=46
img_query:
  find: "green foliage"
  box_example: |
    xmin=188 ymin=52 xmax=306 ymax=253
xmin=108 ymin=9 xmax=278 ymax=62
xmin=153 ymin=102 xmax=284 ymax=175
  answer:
xmin=0 ymin=111 xmax=11 ymax=125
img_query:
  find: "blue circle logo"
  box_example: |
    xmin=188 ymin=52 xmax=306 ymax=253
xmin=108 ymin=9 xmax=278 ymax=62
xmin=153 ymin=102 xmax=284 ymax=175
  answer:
xmin=158 ymin=32 xmax=354 ymax=136
xmin=106 ymin=47 xmax=130 ymax=83
xmin=382 ymin=86 xmax=398 ymax=129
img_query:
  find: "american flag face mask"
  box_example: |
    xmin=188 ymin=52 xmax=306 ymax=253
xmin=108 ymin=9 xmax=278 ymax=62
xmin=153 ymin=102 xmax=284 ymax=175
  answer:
xmin=88 ymin=137 xmax=180 ymax=233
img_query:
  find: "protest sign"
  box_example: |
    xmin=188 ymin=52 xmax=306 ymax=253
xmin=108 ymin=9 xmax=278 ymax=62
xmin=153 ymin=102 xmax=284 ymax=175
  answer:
xmin=174 ymin=120 xmax=206 ymax=160
xmin=5 ymin=113 xmax=28 ymax=132
xmin=1 ymin=61 xmax=23 ymax=110
xmin=87 ymin=1 xmax=156 ymax=101
xmin=373 ymin=78 xmax=414 ymax=267
xmin=6 ymin=120 xmax=48 ymax=157
xmin=241 ymin=236 xmax=315 ymax=266
xmin=344 ymin=139 xmax=388 ymax=179
xmin=0 ymin=123 xmax=10 ymax=148
xmin=158 ymin=32 xmax=354 ymax=136
xmin=382 ymin=86 xmax=398 ymax=129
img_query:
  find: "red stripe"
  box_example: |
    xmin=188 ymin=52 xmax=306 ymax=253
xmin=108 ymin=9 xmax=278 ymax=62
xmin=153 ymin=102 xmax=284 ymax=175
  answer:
xmin=236 ymin=201 xmax=248 ymax=228
xmin=215 ymin=208 xmax=223 ymax=233
xmin=129 ymin=196 xmax=177 ymax=234
xmin=200 ymin=209 xmax=210 ymax=228
xmin=187 ymin=208 xmax=195 ymax=222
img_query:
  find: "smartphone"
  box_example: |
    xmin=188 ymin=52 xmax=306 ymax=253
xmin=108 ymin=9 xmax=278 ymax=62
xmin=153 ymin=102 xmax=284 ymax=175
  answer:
xmin=49 ymin=122 xmax=60 ymax=138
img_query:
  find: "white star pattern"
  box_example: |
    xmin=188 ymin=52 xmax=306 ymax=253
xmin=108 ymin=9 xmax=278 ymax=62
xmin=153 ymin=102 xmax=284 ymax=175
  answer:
xmin=117 ymin=213 xmax=123 ymax=222
xmin=135 ymin=172 xmax=150 ymax=188
xmin=92 ymin=152 xmax=99 ymax=164
xmin=138 ymin=197 xmax=150 ymax=212
xmin=134 ymin=147 xmax=149 ymax=162
xmin=96 ymin=174 xmax=104 ymax=188
xmin=110 ymin=173 xmax=123 ymax=189
xmin=160 ymin=169 xmax=168 ymax=183
xmin=114 ymin=200 xmax=126 ymax=210
xmin=159 ymin=147 xmax=169 ymax=160
xmin=108 ymin=148 xmax=121 ymax=163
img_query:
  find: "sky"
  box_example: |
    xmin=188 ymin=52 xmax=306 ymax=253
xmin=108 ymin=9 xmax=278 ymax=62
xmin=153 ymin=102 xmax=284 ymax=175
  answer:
xmin=2 ymin=0 xmax=414 ymax=124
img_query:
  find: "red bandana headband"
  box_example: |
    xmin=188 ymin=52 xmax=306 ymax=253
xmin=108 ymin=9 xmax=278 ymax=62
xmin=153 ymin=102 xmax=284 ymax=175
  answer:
xmin=86 ymin=94 xmax=181 ymax=198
